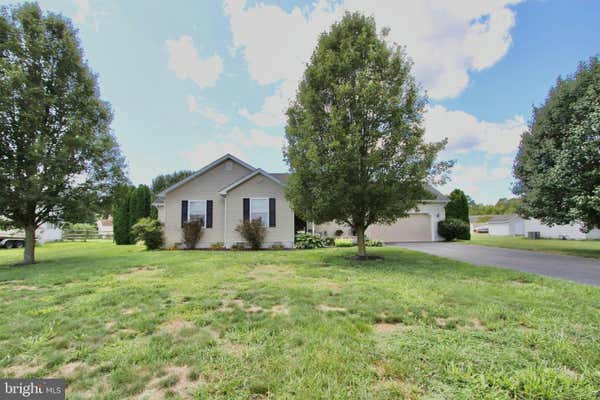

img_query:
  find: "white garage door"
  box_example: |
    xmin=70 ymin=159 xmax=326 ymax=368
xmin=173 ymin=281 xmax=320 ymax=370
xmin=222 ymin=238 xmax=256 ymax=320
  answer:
xmin=367 ymin=214 xmax=432 ymax=242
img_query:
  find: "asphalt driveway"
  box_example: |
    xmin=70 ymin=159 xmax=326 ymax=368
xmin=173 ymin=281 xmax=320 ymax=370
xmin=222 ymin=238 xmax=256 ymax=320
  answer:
xmin=392 ymin=242 xmax=600 ymax=286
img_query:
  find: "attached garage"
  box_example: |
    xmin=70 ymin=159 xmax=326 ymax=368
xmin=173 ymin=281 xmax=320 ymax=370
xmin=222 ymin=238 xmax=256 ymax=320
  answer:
xmin=367 ymin=213 xmax=432 ymax=242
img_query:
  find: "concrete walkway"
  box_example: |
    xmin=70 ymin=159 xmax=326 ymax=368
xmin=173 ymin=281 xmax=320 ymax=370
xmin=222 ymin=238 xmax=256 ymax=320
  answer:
xmin=391 ymin=242 xmax=600 ymax=286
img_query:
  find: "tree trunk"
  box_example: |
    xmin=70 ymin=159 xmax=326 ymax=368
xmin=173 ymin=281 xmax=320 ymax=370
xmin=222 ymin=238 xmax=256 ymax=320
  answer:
xmin=23 ymin=224 xmax=36 ymax=264
xmin=356 ymin=225 xmax=367 ymax=258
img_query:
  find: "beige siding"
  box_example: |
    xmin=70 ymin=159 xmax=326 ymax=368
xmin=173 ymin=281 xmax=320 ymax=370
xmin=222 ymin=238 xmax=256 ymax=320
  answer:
xmin=367 ymin=214 xmax=432 ymax=242
xmin=315 ymin=202 xmax=447 ymax=242
xmin=225 ymin=175 xmax=295 ymax=248
xmin=162 ymin=160 xmax=252 ymax=247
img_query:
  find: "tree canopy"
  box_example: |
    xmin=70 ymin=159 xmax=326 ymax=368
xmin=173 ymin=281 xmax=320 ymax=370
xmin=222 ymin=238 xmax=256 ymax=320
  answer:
xmin=0 ymin=3 xmax=127 ymax=263
xmin=284 ymin=12 xmax=451 ymax=258
xmin=513 ymin=57 xmax=600 ymax=231
xmin=151 ymin=170 xmax=194 ymax=197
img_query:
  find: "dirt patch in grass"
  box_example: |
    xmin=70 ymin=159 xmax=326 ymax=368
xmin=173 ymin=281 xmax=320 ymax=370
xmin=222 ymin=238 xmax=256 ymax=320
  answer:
xmin=374 ymin=322 xmax=409 ymax=334
xmin=345 ymin=255 xmax=384 ymax=261
xmin=123 ymin=307 xmax=140 ymax=315
xmin=270 ymin=304 xmax=289 ymax=315
xmin=7 ymin=285 xmax=39 ymax=291
xmin=138 ymin=365 xmax=203 ymax=399
xmin=2 ymin=364 xmax=40 ymax=377
xmin=317 ymin=304 xmax=347 ymax=312
xmin=160 ymin=318 xmax=195 ymax=335
xmin=469 ymin=318 xmax=486 ymax=331
xmin=54 ymin=361 xmax=86 ymax=378
xmin=218 ymin=299 xmax=289 ymax=316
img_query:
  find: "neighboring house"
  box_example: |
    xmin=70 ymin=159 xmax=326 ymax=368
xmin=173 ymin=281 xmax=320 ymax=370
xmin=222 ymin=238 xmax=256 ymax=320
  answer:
xmin=97 ymin=217 xmax=114 ymax=238
xmin=487 ymin=214 xmax=525 ymax=236
xmin=469 ymin=215 xmax=489 ymax=233
xmin=0 ymin=222 xmax=63 ymax=247
xmin=153 ymin=154 xmax=449 ymax=248
xmin=486 ymin=214 xmax=600 ymax=239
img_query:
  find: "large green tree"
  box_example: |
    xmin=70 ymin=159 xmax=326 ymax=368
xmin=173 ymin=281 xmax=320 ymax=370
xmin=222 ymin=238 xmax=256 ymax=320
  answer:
xmin=513 ymin=58 xmax=600 ymax=231
xmin=284 ymin=13 xmax=451 ymax=258
xmin=151 ymin=170 xmax=194 ymax=196
xmin=445 ymin=189 xmax=469 ymax=223
xmin=0 ymin=3 xmax=126 ymax=263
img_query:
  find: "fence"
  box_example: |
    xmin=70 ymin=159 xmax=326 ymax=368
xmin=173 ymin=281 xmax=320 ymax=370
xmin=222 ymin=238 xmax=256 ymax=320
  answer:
xmin=62 ymin=230 xmax=113 ymax=241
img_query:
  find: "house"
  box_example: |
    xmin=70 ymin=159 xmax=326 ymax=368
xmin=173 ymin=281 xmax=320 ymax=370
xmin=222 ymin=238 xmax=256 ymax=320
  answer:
xmin=487 ymin=214 xmax=525 ymax=236
xmin=486 ymin=214 xmax=600 ymax=239
xmin=96 ymin=217 xmax=114 ymax=239
xmin=153 ymin=154 xmax=449 ymax=248
xmin=0 ymin=222 xmax=62 ymax=247
xmin=469 ymin=215 xmax=489 ymax=233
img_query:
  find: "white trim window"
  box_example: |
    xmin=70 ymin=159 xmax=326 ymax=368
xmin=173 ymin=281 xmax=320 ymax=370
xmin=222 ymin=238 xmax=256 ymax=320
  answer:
xmin=188 ymin=200 xmax=207 ymax=227
xmin=250 ymin=198 xmax=269 ymax=226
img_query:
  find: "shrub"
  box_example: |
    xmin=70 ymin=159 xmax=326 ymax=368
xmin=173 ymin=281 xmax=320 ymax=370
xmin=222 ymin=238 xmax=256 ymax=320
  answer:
xmin=182 ymin=220 xmax=204 ymax=249
xmin=295 ymin=232 xmax=325 ymax=249
xmin=366 ymin=239 xmax=383 ymax=247
xmin=438 ymin=218 xmax=471 ymax=241
xmin=231 ymin=242 xmax=246 ymax=250
xmin=271 ymin=243 xmax=286 ymax=250
xmin=323 ymin=237 xmax=336 ymax=247
xmin=209 ymin=242 xmax=225 ymax=250
xmin=334 ymin=238 xmax=354 ymax=247
xmin=334 ymin=229 xmax=344 ymax=237
xmin=131 ymin=218 xmax=164 ymax=250
xmin=235 ymin=219 xmax=267 ymax=250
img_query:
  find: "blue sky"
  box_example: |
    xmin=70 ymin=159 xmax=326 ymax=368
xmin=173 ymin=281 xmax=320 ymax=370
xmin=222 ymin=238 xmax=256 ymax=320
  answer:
xmin=5 ymin=0 xmax=600 ymax=203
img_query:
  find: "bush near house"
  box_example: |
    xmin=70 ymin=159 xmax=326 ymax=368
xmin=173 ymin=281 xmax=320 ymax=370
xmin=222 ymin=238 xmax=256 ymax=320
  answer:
xmin=182 ymin=221 xmax=204 ymax=250
xmin=366 ymin=239 xmax=383 ymax=247
xmin=335 ymin=238 xmax=354 ymax=247
xmin=438 ymin=218 xmax=471 ymax=241
xmin=295 ymin=232 xmax=325 ymax=249
xmin=235 ymin=219 xmax=267 ymax=250
xmin=131 ymin=217 xmax=164 ymax=250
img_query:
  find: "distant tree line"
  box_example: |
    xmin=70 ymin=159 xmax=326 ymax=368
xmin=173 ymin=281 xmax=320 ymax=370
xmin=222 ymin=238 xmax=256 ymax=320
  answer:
xmin=468 ymin=197 xmax=522 ymax=216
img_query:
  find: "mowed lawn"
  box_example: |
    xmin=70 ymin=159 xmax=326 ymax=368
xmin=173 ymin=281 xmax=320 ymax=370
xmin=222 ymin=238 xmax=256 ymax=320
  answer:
xmin=470 ymin=233 xmax=600 ymax=259
xmin=1 ymin=242 xmax=599 ymax=399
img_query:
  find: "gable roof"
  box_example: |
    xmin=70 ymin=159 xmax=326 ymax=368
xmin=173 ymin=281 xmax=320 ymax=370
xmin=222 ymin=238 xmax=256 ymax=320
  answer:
xmin=157 ymin=154 xmax=255 ymax=197
xmin=487 ymin=214 xmax=522 ymax=224
xmin=424 ymin=184 xmax=449 ymax=202
xmin=218 ymin=169 xmax=283 ymax=195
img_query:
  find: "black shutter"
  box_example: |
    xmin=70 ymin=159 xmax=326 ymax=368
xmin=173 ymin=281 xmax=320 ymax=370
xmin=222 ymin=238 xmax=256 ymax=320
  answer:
xmin=206 ymin=200 xmax=213 ymax=228
xmin=181 ymin=200 xmax=188 ymax=227
xmin=243 ymin=198 xmax=250 ymax=221
xmin=269 ymin=198 xmax=276 ymax=227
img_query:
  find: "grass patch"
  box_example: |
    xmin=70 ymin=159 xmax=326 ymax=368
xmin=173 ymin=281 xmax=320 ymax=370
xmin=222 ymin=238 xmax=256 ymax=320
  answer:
xmin=0 ymin=242 xmax=599 ymax=398
xmin=469 ymin=233 xmax=600 ymax=258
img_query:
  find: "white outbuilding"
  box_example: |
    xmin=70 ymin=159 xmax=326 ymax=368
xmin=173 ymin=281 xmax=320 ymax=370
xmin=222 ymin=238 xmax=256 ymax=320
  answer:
xmin=486 ymin=214 xmax=600 ymax=239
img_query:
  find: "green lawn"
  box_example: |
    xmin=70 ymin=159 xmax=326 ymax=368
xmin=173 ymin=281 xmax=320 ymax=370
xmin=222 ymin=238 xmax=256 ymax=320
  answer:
xmin=1 ymin=242 xmax=599 ymax=399
xmin=470 ymin=233 xmax=600 ymax=258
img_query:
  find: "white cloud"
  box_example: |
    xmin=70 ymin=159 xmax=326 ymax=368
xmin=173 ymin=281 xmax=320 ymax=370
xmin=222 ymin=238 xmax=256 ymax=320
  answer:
xmin=441 ymin=163 xmax=513 ymax=202
xmin=188 ymin=95 xmax=229 ymax=126
xmin=72 ymin=0 xmax=89 ymax=23
xmin=424 ymin=105 xmax=526 ymax=155
xmin=225 ymin=0 xmax=523 ymax=127
xmin=182 ymin=127 xmax=285 ymax=169
xmin=166 ymin=36 xmax=223 ymax=89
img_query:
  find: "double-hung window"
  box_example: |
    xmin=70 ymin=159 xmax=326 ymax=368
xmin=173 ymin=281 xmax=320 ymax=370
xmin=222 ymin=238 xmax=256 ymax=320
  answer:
xmin=250 ymin=198 xmax=269 ymax=226
xmin=188 ymin=200 xmax=206 ymax=227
